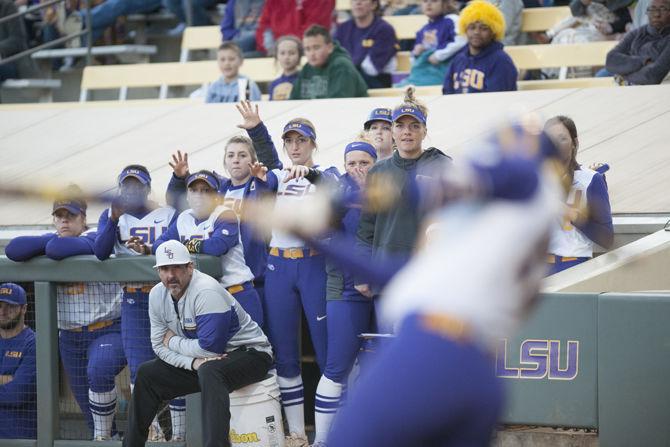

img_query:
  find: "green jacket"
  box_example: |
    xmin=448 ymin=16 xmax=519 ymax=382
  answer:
xmin=356 ymin=148 xmax=451 ymax=283
xmin=290 ymin=43 xmax=369 ymax=99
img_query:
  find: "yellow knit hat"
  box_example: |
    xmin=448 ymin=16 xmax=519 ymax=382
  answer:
xmin=458 ymin=1 xmax=506 ymax=42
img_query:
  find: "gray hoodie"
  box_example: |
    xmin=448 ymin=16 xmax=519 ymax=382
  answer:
xmin=606 ymin=24 xmax=670 ymax=84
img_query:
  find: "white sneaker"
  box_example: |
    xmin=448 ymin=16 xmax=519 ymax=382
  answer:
xmin=93 ymin=435 xmax=110 ymax=441
xmin=285 ymin=432 xmax=309 ymax=447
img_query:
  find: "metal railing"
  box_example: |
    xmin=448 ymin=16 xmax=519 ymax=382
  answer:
xmin=0 ymin=0 xmax=93 ymax=68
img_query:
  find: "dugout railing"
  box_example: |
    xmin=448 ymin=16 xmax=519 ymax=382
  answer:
xmin=1 ymin=256 xmax=670 ymax=446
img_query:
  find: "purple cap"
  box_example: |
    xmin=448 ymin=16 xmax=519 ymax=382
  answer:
xmin=52 ymin=198 xmax=86 ymax=216
xmin=282 ymin=122 xmax=317 ymax=141
xmin=118 ymin=167 xmax=151 ymax=186
xmin=364 ymin=108 xmax=393 ymax=129
xmin=186 ymin=171 xmax=220 ymax=190
xmin=0 ymin=283 xmax=27 ymax=306
xmin=344 ymin=141 xmax=378 ymax=160
xmin=392 ymin=105 xmax=426 ymax=125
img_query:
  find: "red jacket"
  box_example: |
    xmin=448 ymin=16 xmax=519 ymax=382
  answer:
xmin=255 ymin=0 xmax=335 ymax=54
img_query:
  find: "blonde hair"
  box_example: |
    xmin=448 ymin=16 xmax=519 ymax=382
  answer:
xmin=224 ymin=135 xmax=258 ymax=163
xmin=392 ymin=86 xmax=429 ymax=123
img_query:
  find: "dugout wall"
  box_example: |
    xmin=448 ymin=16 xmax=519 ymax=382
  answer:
xmin=1 ymin=256 xmax=670 ymax=446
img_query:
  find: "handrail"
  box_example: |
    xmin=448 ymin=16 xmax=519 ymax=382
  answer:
xmin=0 ymin=0 xmax=92 ymax=68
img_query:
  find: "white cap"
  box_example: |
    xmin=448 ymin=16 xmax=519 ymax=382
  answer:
xmin=153 ymin=240 xmax=192 ymax=268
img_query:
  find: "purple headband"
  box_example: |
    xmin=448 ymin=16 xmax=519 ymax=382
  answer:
xmin=344 ymin=141 xmax=377 ymax=160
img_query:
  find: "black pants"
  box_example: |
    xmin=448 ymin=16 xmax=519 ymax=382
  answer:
xmin=123 ymin=348 xmax=272 ymax=447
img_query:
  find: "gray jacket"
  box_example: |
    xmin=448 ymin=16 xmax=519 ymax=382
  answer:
xmin=149 ymin=269 xmax=272 ymax=370
xmin=606 ymin=25 xmax=670 ymax=85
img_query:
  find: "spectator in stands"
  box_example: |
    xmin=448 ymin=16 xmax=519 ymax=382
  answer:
xmin=0 ymin=0 xmax=28 ymax=81
xmin=443 ymin=1 xmax=518 ymax=94
xmin=355 ymin=87 xmax=451 ymax=328
xmin=334 ymin=0 xmax=399 ymax=88
xmin=544 ymin=116 xmax=613 ymax=274
xmin=290 ymin=25 xmax=368 ymax=99
xmin=487 ymin=0 xmax=524 ymax=45
xmin=255 ymin=0 xmax=334 ymax=55
xmin=67 ymin=0 xmax=162 ymax=42
xmin=536 ymin=0 xmax=632 ymax=52
xmin=206 ymin=42 xmax=262 ymax=103
xmin=220 ymin=0 xmax=264 ymax=55
xmin=605 ymin=0 xmax=670 ymax=84
xmin=397 ymin=0 xmax=466 ymax=87
xmin=0 ymin=283 xmax=36 ymax=440
xmin=384 ymin=0 xmax=421 ymax=15
xmin=164 ymin=0 xmax=217 ymax=34
xmin=269 ymin=35 xmax=302 ymax=100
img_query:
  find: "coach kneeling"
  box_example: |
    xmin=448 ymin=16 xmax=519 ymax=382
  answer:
xmin=123 ymin=240 xmax=273 ymax=447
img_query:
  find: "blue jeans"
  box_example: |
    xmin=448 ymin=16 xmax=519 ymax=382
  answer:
xmin=88 ymin=0 xmax=162 ymax=39
xmin=233 ymin=26 xmax=258 ymax=53
xmin=163 ymin=0 xmax=216 ymax=26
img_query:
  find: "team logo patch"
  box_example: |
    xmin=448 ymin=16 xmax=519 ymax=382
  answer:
xmin=268 ymin=264 xmax=275 ymax=271
xmin=222 ymin=229 xmax=229 ymax=235
xmin=165 ymin=247 xmax=174 ymax=259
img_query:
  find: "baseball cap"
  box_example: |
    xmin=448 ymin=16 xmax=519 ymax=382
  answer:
xmin=52 ymin=198 xmax=87 ymax=216
xmin=118 ymin=167 xmax=152 ymax=186
xmin=186 ymin=171 xmax=220 ymax=190
xmin=364 ymin=108 xmax=392 ymax=129
xmin=392 ymin=106 xmax=427 ymax=125
xmin=153 ymin=240 xmax=192 ymax=268
xmin=282 ymin=122 xmax=317 ymax=141
xmin=0 ymin=283 xmax=27 ymax=306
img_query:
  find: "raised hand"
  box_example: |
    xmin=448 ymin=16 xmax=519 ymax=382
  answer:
xmin=236 ymin=100 xmax=262 ymax=130
xmin=249 ymin=162 xmax=268 ymax=181
xmin=169 ymin=150 xmax=190 ymax=179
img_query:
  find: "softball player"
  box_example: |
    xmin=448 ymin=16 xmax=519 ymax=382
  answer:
xmin=165 ymin=101 xmax=284 ymax=310
xmin=327 ymin=125 xmax=566 ymax=447
xmin=363 ymin=108 xmax=394 ymax=160
xmin=94 ymin=165 xmax=185 ymax=441
xmin=310 ymin=141 xmax=378 ymax=446
xmin=544 ymin=116 xmax=614 ymax=275
xmin=355 ymin=88 xmax=451 ymax=334
xmin=155 ymin=171 xmax=264 ymax=326
xmin=246 ymin=116 xmax=339 ymax=447
xmin=5 ymin=189 xmax=125 ymax=441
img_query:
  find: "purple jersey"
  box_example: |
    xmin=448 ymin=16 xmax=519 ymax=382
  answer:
xmin=269 ymin=72 xmax=299 ymax=100
xmin=415 ymin=15 xmax=456 ymax=52
xmin=335 ymin=16 xmax=398 ymax=73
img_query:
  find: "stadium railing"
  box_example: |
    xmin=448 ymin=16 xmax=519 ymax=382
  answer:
xmin=0 ymin=254 xmax=221 ymax=447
